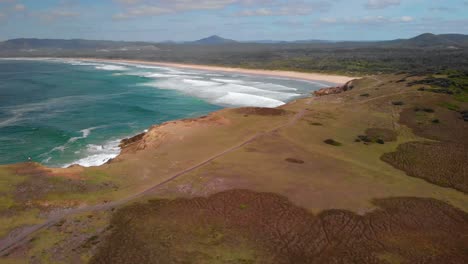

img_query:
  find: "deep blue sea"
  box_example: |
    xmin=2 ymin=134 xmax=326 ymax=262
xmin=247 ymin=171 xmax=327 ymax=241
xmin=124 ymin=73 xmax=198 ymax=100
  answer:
xmin=0 ymin=59 xmax=331 ymax=167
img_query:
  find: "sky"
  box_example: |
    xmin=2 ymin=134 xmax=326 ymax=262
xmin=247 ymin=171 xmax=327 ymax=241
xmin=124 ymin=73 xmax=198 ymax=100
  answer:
xmin=0 ymin=0 xmax=467 ymax=41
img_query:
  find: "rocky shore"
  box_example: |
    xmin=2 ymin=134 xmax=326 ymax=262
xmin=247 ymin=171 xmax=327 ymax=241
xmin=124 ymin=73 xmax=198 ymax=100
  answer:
xmin=313 ymin=80 xmax=355 ymax=96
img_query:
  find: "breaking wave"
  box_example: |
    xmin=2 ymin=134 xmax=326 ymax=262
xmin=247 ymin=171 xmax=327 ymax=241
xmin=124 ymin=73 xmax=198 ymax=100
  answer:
xmin=3 ymin=58 xmax=332 ymax=168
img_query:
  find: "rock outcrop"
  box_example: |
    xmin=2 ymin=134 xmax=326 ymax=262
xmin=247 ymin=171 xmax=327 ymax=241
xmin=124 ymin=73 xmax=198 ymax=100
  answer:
xmin=313 ymin=80 xmax=354 ymax=97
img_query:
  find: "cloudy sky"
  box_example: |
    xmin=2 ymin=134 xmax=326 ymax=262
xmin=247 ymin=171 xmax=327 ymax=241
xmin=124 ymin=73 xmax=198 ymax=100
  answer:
xmin=0 ymin=0 xmax=467 ymax=41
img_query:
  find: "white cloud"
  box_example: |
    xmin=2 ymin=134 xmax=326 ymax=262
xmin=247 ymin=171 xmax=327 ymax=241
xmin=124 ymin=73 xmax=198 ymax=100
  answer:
xmin=319 ymin=17 xmax=337 ymax=23
xmin=317 ymin=15 xmax=414 ymax=25
xmin=399 ymin=16 xmax=413 ymax=22
xmin=238 ymin=8 xmax=272 ymax=16
xmin=365 ymin=0 xmax=400 ymax=9
xmin=113 ymin=0 xmax=327 ymax=19
xmin=14 ymin=3 xmax=25 ymax=11
xmin=236 ymin=1 xmax=331 ymax=17
xmin=36 ymin=9 xmax=80 ymax=21
xmin=113 ymin=5 xmax=171 ymax=19
xmin=237 ymin=7 xmax=316 ymax=16
xmin=114 ymin=0 xmax=240 ymax=19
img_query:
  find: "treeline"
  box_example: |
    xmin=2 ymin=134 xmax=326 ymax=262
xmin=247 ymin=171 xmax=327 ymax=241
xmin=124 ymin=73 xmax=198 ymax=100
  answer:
xmin=1 ymin=43 xmax=467 ymax=75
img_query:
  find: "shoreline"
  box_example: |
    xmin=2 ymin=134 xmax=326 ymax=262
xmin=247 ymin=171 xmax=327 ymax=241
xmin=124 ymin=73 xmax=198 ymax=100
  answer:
xmin=0 ymin=57 xmax=356 ymax=168
xmin=79 ymin=58 xmax=356 ymax=84
xmin=2 ymin=57 xmax=356 ymax=84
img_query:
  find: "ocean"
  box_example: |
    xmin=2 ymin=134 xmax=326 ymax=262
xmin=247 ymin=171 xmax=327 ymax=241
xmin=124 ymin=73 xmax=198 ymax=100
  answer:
xmin=0 ymin=58 xmax=330 ymax=167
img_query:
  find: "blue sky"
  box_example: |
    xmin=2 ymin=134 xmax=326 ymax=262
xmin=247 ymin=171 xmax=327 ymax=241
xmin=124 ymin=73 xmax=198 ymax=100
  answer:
xmin=0 ymin=0 xmax=467 ymax=41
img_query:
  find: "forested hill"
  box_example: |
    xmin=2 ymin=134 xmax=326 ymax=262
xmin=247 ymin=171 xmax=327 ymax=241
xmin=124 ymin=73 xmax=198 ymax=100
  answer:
xmin=1 ymin=33 xmax=467 ymax=75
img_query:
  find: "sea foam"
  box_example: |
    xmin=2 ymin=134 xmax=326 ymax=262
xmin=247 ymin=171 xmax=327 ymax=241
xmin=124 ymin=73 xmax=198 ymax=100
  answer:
xmin=3 ymin=58 xmax=329 ymax=168
xmin=62 ymin=139 xmax=121 ymax=168
xmin=215 ymin=92 xmax=285 ymax=108
xmin=94 ymin=65 xmax=129 ymax=71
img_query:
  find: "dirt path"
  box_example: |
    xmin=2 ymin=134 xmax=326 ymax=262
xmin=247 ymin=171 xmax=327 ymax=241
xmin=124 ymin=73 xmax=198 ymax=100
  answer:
xmin=354 ymin=91 xmax=418 ymax=105
xmin=0 ymin=105 xmax=309 ymax=255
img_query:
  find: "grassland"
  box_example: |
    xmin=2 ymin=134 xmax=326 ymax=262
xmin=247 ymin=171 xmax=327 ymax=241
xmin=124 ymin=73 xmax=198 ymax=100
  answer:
xmin=0 ymin=73 xmax=467 ymax=263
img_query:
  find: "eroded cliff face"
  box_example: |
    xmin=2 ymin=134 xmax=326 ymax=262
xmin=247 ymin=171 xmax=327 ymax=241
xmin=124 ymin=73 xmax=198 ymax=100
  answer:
xmin=117 ymin=113 xmax=231 ymax=156
xmin=313 ymin=80 xmax=355 ymax=96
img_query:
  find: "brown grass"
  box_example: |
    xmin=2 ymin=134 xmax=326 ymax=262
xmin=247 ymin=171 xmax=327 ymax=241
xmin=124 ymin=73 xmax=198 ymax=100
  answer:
xmin=382 ymin=142 xmax=468 ymax=193
xmin=400 ymin=107 xmax=468 ymax=144
xmin=381 ymin=96 xmax=468 ymax=193
xmin=91 ymin=190 xmax=468 ymax=264
xmin=365 ymin=128 xmax=398 ymax=142
xmin=5 ymin=163 xmax=117 ymax=210
xmin=235 ymin=107 xmax=288 ymax=116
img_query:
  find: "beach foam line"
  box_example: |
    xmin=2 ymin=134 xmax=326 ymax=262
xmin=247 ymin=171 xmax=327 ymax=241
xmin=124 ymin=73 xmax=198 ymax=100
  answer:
xmin=3 ymin=58 xmax=356 ymax=84
xmin=62 ymin=139 xmax=121 ymax=168
xmin=247 ymin=82 xmax=298 ymax=91
xmin=214 ymin=92 xmax=285 ymax=108
xmin=94 ymin=65 xmax=129 ymax=71
xmin=182 ymin=79 xmax=221 ymax=86
xmin=211 ymin=78 xmax=245 ymax=84
xmin=142 ymin=77 xmax=300 ymax=107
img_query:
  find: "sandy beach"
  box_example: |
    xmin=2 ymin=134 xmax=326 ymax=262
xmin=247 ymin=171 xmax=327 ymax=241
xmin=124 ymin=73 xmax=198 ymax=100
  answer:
xmin=78 ymin=58 xmax=356 ymax=84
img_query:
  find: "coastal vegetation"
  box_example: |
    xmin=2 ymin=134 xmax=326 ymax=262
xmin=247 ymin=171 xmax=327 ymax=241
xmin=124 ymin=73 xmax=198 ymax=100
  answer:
xmin=2 ymin=34 xmax=468 ymax=76
xmin=1 ymin=73 xmax=467 ymax=263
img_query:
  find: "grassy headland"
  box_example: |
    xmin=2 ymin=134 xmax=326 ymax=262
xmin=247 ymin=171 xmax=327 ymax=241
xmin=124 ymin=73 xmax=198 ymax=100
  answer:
xmin=0 ymin=72 xmax=467 ymax=263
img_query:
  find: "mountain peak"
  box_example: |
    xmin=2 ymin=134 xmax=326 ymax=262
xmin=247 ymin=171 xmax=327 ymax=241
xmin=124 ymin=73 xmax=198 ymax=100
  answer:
xmin=405 ymin=33 xmax=462 ymax=47
xmin=411 ymin=33 xmax=438 ymax=40
xmin=193 ymin=35 xmax=237 ymax=44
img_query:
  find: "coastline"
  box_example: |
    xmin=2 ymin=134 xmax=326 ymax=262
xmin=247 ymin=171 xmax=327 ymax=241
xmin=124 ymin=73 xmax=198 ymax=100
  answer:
xmin=72 ymin=58 xmax=356 ymax=84
xmin=0 ymin=57 xmax=355 ymax=168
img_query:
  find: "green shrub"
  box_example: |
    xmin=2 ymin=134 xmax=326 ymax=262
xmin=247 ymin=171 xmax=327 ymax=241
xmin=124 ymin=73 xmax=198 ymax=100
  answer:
xmin=439 ymin=102 xmax=460 ymax=111
xmin=423 ymin=108 xmax=435 ymax=113
xmin=357 ymin=135 xmax=372 ymax=143
xmin=324 ymin=139 xmax=342 ymax=146
xmin=309 ymin=122 xmax=323 ymax=126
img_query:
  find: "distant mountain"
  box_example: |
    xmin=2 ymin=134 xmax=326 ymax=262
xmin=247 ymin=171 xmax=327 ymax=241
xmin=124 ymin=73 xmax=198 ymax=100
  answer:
xmin=380 ymin=33 xmax=468 ymax=48
xmin=249 ymin=39 xmax=332 ymax=44
xmin=1 ymin=33 xmax=467 ymax=52
xmin=440 ymin=34 xmax=468 ymax=44
xmin=192 ymin=35 xmax=237 ymax=45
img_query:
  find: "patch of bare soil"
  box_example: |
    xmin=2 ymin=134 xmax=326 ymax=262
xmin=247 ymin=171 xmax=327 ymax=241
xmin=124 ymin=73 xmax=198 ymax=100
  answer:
xmin=91 ymin=190 xmax=468 ymax=264
xmin=119 ymin=132 xmax=145 ymax=148
xmin=382 ymin=142 xmax=468 ymax=193
xmin=235 ymin=107 xmax=288 ymax=116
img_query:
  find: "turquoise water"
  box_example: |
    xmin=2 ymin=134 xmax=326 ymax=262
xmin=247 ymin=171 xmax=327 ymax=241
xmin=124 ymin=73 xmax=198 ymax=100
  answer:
xmin=0 ymin=59 xmax=330 ymax=167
